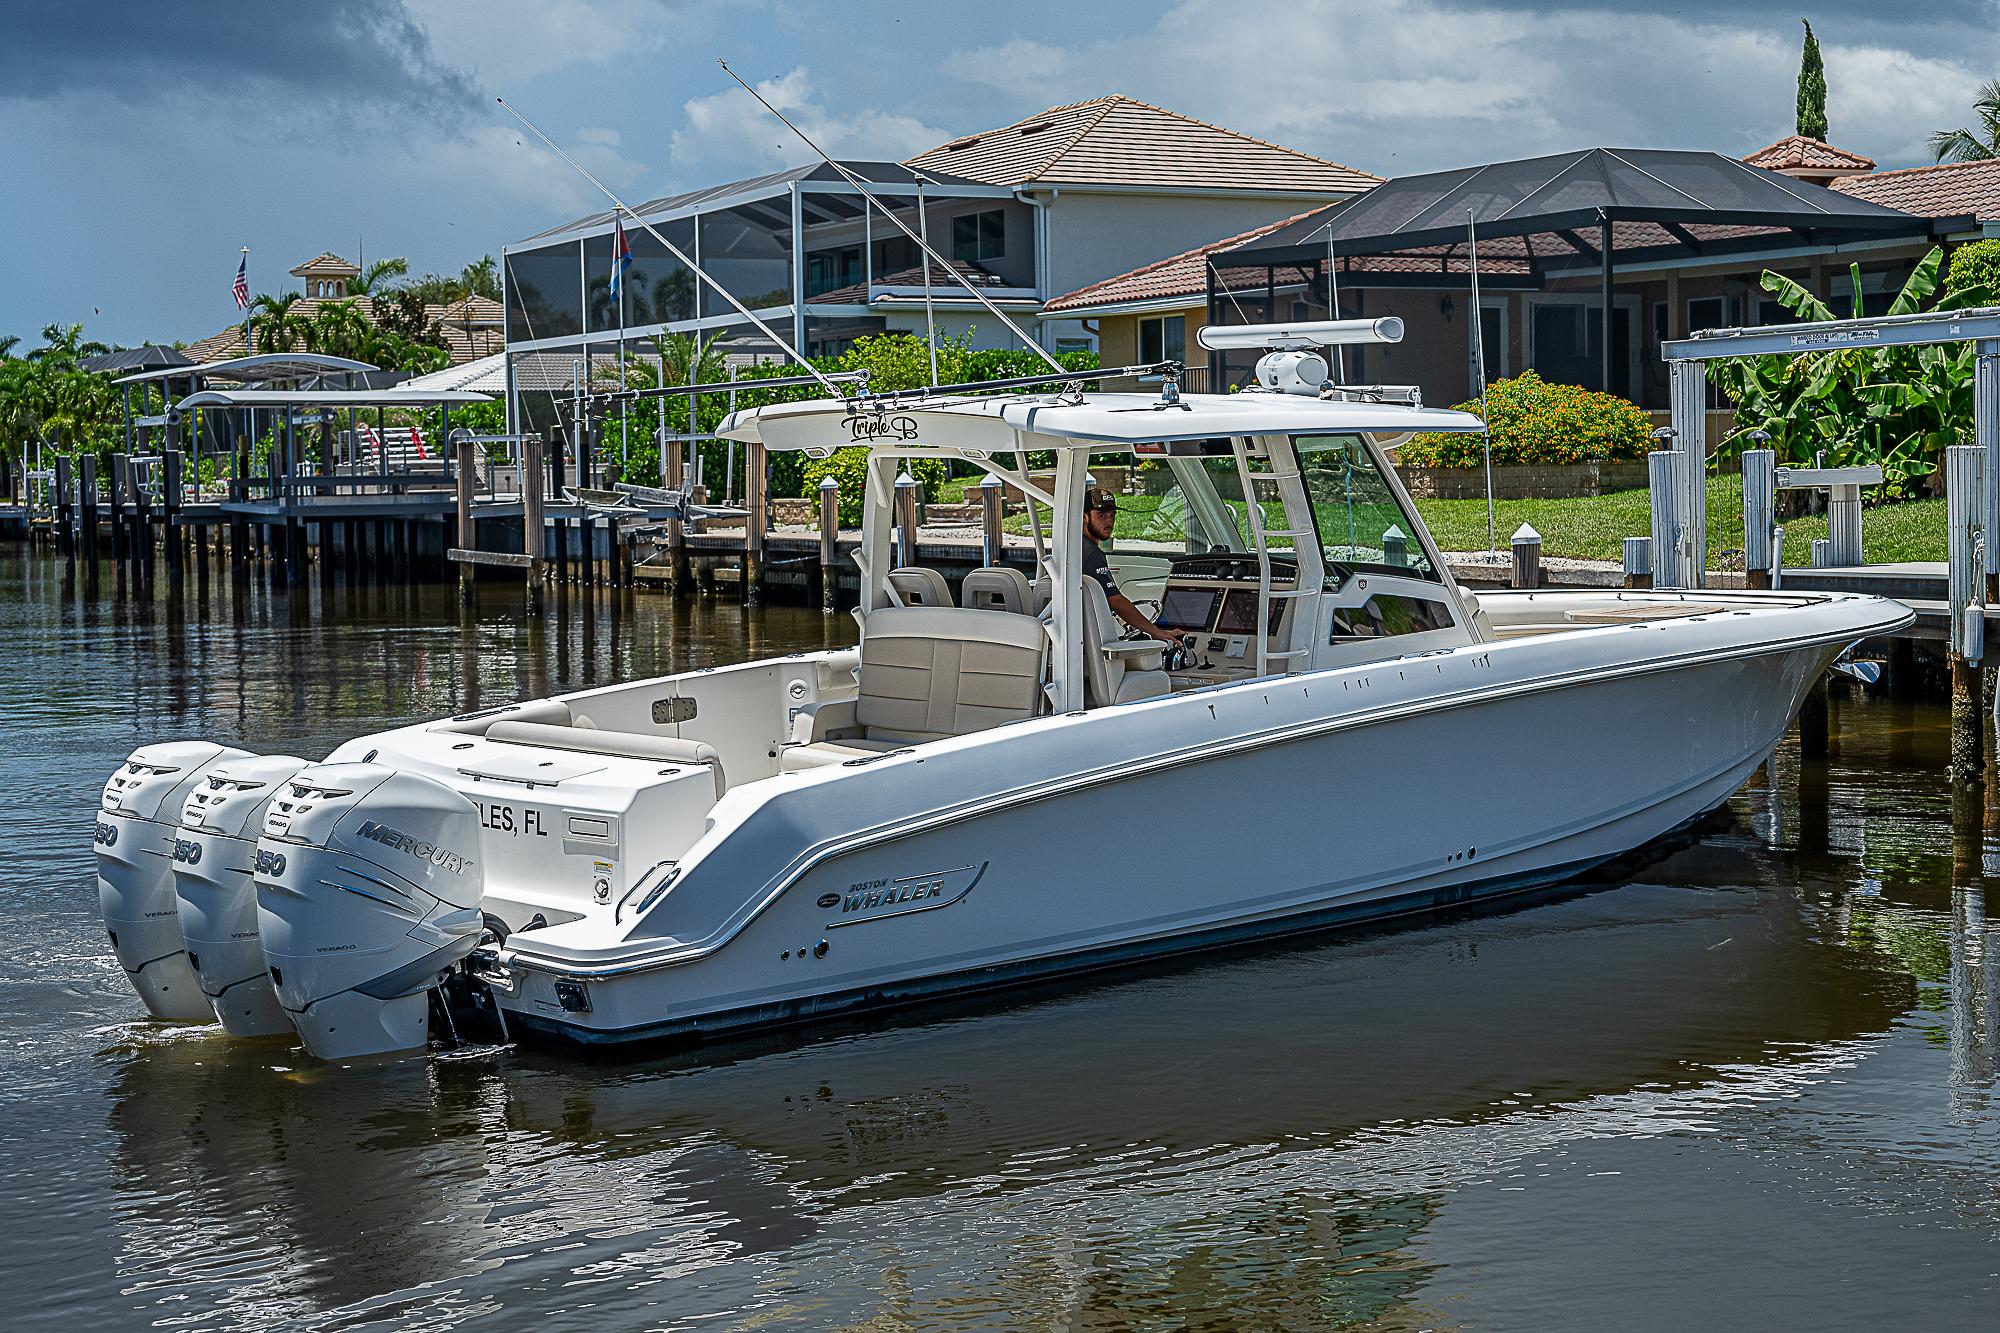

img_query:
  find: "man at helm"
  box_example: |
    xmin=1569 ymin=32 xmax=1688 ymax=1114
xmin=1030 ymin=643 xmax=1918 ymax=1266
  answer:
xmin=1080 ymin=488 xmax=1182 ymax=644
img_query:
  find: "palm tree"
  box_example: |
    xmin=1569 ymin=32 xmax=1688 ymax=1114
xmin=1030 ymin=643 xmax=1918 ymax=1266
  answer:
xmin=1930 ymin=79 xmax=2000 ymax=163
xmin=460 ymin=255 xmax=500 ymax=301
xmin=307 ymin=300 xmax=374 ymax=361
xmin=30 ymin=322 xmax=110 ymax=368
xmin=0 ymin=334 xmax=18 ymax=359
xmin=346 ymin=257 xmax=409 ymax=296
xmin=248 ymin=292 xmax=308 ymax=353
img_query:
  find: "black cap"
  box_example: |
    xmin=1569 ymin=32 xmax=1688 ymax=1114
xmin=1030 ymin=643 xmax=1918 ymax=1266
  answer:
xmin=1083 ymin=487 xmax=1117 ymax=512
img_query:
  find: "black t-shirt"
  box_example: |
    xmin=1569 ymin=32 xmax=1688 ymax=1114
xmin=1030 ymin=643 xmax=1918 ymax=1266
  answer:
xmin=1081 ymin=539 xmax=1118 ymax=597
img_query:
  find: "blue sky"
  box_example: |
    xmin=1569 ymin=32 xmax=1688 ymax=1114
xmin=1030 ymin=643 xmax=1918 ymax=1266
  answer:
xmin=3 ymin=0 xmax=1995 ymax=348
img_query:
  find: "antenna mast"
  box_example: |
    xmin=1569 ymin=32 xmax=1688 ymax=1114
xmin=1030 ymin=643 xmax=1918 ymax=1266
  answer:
xmin=495 ymin=97 xmax=844 ymax=397
xmin=1468 ymin=207 xmax=1495 ymax=556
xmin=716 ymin=60 xmax=1067 ymax=375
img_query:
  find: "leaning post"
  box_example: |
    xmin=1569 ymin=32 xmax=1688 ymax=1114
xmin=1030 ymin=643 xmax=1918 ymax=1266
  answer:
xmin=818 ymin=476 xmax=839 ymax=614
xmin=1947 ymin=443 xmax=1985 ymax=785
xmin=1741 ymin=435 xmax=1775 ymax=589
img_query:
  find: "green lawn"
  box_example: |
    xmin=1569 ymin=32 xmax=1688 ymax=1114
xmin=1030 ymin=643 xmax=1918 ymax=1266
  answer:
xmin=1413 ymin=481 xmax=1946 ymax=567
xmin=943 ymin=474 xmax=1949 ymax=568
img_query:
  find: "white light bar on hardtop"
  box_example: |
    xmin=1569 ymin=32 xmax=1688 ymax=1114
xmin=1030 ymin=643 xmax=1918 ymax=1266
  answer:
xmin=1197 ymin=318 xmax=1404 ymax=352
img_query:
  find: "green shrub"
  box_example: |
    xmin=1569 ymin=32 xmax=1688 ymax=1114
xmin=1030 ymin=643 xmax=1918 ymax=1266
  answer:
xmin=1946 ymin=238 xmax=2000 ymax=300
xmin=1397 ymin=371 xmax=1652 ymax=468
xmin=801 ymin=449 xmax=949 ymax=527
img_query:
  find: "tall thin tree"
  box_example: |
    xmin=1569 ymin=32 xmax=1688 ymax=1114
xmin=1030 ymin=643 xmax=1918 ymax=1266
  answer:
xmin=1797 ymin=19 xmax=1829 ymax=140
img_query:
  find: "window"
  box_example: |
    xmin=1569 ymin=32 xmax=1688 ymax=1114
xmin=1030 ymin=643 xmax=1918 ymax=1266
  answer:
xmin=1294 ymin=434 xmax=1438 ymax=583
xmin=874 ymin=235 xmax=919 ymax=273
xmin=806 ymin=246 xmax=863 ymax=299
xmin=1138 ymin=314 xmax=1186 ymax=365
xmin=952 ymin=210 xmax=1005 ymax=263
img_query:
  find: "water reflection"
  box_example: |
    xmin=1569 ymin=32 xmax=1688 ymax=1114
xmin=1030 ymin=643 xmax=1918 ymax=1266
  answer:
xmin=9 ymin=556 xmax=2000 ymax=1327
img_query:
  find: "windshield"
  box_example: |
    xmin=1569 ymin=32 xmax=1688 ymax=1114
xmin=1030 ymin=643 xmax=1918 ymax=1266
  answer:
xmin=1120 ymin=455 xmax=1253 ymax=553
xmin=1295 ymin=434 xmax=1437 ymax=583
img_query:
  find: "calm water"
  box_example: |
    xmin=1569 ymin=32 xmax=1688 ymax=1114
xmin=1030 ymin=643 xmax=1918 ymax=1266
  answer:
xmin=5 ymin=555 xmax=2000 ymax=1330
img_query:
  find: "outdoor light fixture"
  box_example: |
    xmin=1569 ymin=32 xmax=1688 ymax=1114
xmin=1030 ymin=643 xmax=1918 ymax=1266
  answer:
xmin=1439 ymin=296 xmax=1456 ymax=320
xmin=1195 ymin=317 xmax=1404 ymax=352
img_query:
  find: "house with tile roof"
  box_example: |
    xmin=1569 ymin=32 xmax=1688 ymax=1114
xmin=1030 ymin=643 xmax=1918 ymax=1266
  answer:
xmin=182 ymin=253 xmax=503 ymax=367
xmin=497 ymin=95 xmax=1376 ymax=436
xmin=1049 ymin=133 xmax=2000 ymax=410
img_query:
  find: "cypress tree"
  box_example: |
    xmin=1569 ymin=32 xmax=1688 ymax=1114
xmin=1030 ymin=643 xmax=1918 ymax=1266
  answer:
xmin=1797 ymin=19 xmax=1829 ymax=140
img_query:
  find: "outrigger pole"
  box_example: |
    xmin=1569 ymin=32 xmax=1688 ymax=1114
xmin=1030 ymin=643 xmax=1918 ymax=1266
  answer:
xmin=494 ymin=97 xmax=848 ymax=399
xmin=716 ymin=59 xmax=1070 ymax=377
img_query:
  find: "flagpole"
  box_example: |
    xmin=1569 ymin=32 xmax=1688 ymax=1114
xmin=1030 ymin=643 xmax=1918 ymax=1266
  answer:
xmin=240 ymin=246 xmax=251 ymax=352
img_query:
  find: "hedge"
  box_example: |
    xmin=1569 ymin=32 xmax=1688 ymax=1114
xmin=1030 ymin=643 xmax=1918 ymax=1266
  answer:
xmin=1397 ymin=371 xmax=1652 ymax=468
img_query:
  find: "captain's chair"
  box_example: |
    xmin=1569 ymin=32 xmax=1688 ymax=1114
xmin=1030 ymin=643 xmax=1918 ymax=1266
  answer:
xmin=961 ymin=566 xmax=1034 ymax=616
xmin=888 ymin=566 xmax=953 ymax=607
xmin=1080 ymin=579 xmax=1171 ymax=706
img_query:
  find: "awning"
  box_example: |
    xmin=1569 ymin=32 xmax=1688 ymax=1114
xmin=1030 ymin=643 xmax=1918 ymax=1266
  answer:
xmin=402 ymin=351 xmax=508 ymax=394
xmin=1224 ymin=147 xmax=1961 ymax=270
xmin=174 ymin=388 xmax=491 ymax=410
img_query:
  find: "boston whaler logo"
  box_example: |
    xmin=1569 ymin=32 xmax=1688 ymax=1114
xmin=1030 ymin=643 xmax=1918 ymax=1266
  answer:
xmin=354 ymin=819 xmax=475 ymax=876
xmin=828 ymin=862 xmax=985 ymax=927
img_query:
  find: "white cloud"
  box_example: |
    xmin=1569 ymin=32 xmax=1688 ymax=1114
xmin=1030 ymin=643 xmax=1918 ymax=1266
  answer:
xmin=935 ymin=0 xmax=2000 ymax=174
xmin=405 ymin=0 xmax=696 ymax=84
xmin=670 ymin=65 xmax=949 ymax=175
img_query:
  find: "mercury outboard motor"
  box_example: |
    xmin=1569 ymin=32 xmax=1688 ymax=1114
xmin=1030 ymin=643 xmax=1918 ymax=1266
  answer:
xmin=98 ymin=741 xmax=252 ymax=1021
xmin=254 ymin=763 xmax=485 ymax=1060
xmin=171 ymin=753 xmax=310 ymax=1037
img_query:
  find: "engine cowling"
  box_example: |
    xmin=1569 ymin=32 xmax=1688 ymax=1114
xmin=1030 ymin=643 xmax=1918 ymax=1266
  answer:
xmin=254 ymin=763 xmax=485 ymax=1060
xmin=171 ymin=753 xmax=310 ymax=1036
xmin=98 ymin=741 xmax=252 ymax=1021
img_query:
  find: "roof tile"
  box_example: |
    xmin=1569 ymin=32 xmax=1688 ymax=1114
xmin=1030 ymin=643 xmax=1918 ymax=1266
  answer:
xmin=1831 ymin=156 xmax=2000 ymax=221
xmin=906 ymin=94 xmax=1377 ymax=194
xmin=1741 ymin=135 xmax=1876 ymax=172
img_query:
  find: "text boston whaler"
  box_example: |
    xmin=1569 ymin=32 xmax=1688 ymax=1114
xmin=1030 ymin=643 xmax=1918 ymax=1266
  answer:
xmin=94 ymin=317 xmax=1912 ymax=1060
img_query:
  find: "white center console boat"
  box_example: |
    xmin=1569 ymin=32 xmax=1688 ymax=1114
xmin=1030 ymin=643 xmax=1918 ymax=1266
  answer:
xmin=95 ymin=321 xmax=1912 ymax=1059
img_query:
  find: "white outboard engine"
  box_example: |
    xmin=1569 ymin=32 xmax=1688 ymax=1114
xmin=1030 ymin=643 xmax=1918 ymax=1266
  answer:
xmin=255 ymin=763 xmax=485 ymax=1060
xmin=98 ymin=741 xmax=252 ymax=1021
xmin=171 ymin=753 xmax=310 ymax=1037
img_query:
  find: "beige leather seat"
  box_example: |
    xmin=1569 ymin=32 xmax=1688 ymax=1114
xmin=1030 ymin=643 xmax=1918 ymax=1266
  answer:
xmin=961 ymin=566 xmax=1035 ymax=616
xmin=888 ymin=567 xmax=953 ymax=607
xmin=1081 ymin=578 xmax=1171 ymax=707
xmin=783 ymin=605 xmax=1045 ymax=771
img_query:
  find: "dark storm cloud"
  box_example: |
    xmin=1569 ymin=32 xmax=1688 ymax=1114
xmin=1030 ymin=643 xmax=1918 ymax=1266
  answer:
xmin=0 ymin=1 xmax=480 ymax=123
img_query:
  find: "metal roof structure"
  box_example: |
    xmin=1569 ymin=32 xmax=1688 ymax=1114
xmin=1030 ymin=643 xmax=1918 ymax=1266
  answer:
xmin=517 ymin=160 xmax=997 ymax=246
xmin=1224 ymin=147 xmax=1958 ymax=269
xmin=125 ymin=352 xmax=379 ymax=386
xmin=402 ymin=352 xmax=508 ymax=394
xmin=176 ymin=387 xmax=490 ymax=410
xmin=80 ymin=345 xmax=194 ymax=376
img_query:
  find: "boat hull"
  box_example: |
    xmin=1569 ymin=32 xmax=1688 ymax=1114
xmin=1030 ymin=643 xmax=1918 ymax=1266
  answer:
xmin=495 ymin=629 xmax=1848 ymax=1046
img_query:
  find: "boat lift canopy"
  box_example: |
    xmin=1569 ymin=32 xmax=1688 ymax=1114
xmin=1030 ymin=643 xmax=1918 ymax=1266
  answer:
xmin=175 ymin=388 xmax=492 ymax=411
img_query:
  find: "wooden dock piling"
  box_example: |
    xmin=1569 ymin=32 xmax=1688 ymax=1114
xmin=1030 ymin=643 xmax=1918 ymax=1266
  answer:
xmin=524 ymin=435 xmax=548 ymax=612
xmin=744 ymin=442 xmax=767 ymax=607
xmin=818 ymin=477 xmax=839 ymax=613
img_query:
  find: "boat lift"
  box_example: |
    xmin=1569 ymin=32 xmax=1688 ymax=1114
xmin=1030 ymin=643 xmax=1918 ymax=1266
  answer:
xmin=1660 ymin=307 xmax=2000 ymax=781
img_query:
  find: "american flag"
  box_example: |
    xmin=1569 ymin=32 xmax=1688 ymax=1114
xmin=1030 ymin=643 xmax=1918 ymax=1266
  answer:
xmin=231 ymin=254 xmax=249 ymax=309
